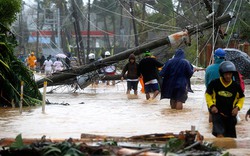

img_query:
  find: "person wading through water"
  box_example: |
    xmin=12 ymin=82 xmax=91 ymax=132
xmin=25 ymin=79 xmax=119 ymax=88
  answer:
xmin=138 ymin=50 xmax=163 ymax=100
xmin=205 ymin=61 xmax=245 ymax=138
xmin=160 ymin=48 xmax=194 ymax=110
xmin=121 ymin=53 xmax=140 ymax=96
xmin=205 ymin=48 xmax=226 ymax=122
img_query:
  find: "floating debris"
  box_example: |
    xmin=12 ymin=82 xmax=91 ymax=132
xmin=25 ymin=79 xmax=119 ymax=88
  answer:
xmin=0 ymin=130 xmax=229 ymax=156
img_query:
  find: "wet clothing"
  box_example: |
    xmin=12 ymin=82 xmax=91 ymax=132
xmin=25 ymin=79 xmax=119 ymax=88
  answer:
xmin=144 ymin=83 xmax=159 ymax=93
xmin=205 ymin=77 xmax=245 ymax=138
xmin=170 ymin=88 xmax=188 ymax=103
xmin=205 ymin=57 xmax=224 ymax=87
xmin=43 ymin=59 xmax=53 ymax=76
xmin=53 ymin=60 xmax=63 ymax=72
xmin=121 ymin=54 xmax=140 ymax=80
xmin=27 ymin=54 xmax=37 ymax=69
xmin=138 ymin=57 xmax=163 ymax=84
xmin=122 ymin=54 xmax=140 ymax=92
xmin=159 ymin=49 xmax=193 ymax=102
xmin=40 ymin=56 xmax=45 ymax=68
xmin=127 ymin=81 xmax=139 ymax=91
xmin=212 ymin=113 xmax=237 ymax=137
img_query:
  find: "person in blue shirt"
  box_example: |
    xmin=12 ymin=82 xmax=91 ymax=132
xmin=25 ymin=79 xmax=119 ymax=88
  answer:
xmin=205 ymin=48 xmax=226 ymax=88
xmin=205 ymin=48 xmax=226 ymax=122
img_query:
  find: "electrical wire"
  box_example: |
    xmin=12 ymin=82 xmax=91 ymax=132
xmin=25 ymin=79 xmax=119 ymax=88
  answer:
xmin=226 ymin=0 xmax=243 ymax=48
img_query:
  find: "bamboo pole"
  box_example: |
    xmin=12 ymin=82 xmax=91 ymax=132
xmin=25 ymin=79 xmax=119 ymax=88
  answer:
xmin=42 ymin=81 xmax=47 ymax=113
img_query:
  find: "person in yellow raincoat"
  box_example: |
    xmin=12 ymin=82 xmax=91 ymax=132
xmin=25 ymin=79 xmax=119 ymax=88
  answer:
xmin=27 ymin=52 xmax=37 ymax=70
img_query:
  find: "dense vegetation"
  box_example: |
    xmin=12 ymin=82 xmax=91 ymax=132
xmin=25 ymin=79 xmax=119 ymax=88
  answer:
xmin=0 ymin=0 xmax=42 ymax=107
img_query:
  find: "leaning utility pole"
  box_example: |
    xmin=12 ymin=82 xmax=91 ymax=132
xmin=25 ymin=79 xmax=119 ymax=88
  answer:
xmin=36 ymin=13 xmax=234 ymax=88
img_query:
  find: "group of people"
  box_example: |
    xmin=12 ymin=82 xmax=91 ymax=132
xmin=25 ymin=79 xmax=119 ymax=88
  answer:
xmin=88 ymin=51 xmax=117 ymax=85
xmin=205 ymin=48 xmax=246 ymax=138
xmin=121 ymin=49 xmax=194 ymax=110
xmin=121 ymin=48 xmax=249 ymax=138
xmin=23 ymin=48 xmax=250 ymax=139
xmin=25 ymin=52 xmax=65 ymax=76
xmin=42 ymin=56 xmax=64 ymax=76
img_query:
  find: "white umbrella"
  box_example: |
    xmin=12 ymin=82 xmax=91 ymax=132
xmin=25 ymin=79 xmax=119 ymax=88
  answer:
xmin=55 ymin=53 xmax=67 ymax=58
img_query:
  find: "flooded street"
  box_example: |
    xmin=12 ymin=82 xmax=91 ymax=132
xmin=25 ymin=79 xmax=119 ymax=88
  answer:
xmin=0 ymin=73 xmax=250 ymax=154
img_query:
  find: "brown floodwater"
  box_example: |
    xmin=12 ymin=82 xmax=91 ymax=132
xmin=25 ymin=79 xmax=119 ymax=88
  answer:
xmin=0 ymin=75 xmax=250 ymax=155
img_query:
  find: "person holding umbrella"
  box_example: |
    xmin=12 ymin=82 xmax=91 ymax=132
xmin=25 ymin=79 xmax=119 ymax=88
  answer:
xmin=53 ymin=57 xmax=64 ymax=72
xmin=205 ymin=61 xmax=245 ymax=138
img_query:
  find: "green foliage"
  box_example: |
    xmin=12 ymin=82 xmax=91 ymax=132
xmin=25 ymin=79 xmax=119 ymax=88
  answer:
xmin=0 ymin=0 xmax=42 ymax=107
xmin=163 ymin=138 xmax=185 ymax=154
xmin=0 ymin=0 xmax=22 ymax=26
xmin=102 ymin=139 xmax=118 ymax=146
xmin=42 ymin=145 xmax=62 ymax=156
xmin=1 ymin=134 xmax=228 ymax=155
xmin=10 ymin=134 xmax=29 ymax=150
xmin=152 ymin=0 xmax=174 ymax=17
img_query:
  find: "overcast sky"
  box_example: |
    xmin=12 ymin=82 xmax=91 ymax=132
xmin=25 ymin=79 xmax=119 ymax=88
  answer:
xmin=24 ymin=0 xmax=93 ymax=4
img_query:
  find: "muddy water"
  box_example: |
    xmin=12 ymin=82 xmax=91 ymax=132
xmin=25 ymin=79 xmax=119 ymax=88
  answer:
xmin=0 ymin=79 xmax=250 ymax=154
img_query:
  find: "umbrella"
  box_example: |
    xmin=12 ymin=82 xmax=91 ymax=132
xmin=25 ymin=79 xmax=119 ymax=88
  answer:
xmin=55 ymin=53 xmax=67 ymax=58
xmin=224 ymin=48 xmax=250 ymax=79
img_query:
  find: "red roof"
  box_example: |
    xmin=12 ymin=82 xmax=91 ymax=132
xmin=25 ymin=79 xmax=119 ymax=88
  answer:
xmin=31 ymin=30 xmax=114 ymax=37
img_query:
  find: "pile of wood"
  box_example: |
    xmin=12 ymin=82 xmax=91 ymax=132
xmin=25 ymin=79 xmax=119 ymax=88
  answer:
xmin=0 ymin=130 xmax=228 ymax=156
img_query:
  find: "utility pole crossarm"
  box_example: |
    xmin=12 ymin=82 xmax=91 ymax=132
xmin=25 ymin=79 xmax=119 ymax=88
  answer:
xmin=186 ymin=13 xmax=235 ymax=35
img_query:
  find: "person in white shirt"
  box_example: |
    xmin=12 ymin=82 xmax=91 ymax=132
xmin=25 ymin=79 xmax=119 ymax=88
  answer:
xmin=53 ymin=57 xmax=63 ymax=72
xmin=103 ymin=51 xmax=116 ymax=85
xmin=43 ymin=56 xmax=53 ymax=76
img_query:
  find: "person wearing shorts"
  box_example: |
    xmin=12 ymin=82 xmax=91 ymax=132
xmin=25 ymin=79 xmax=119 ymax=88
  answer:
xmin=121 ymin=53 xmax=140 ymax=95
xmin=138 ymin=51 xmax=163 ymax=100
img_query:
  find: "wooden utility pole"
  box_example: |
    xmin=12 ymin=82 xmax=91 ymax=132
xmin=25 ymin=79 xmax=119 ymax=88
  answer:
xmin=19 ymin=2 xmax=24 ymax=54
xmin=71 ymin=0 xmax=85 ymax=65
xmin=36 ymin=13 xmax=234 ymax=88
xmin=87 ymin=0 xmax=90 ymax=62
xmin=36 ymin=0 xmax=40 ymax=57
